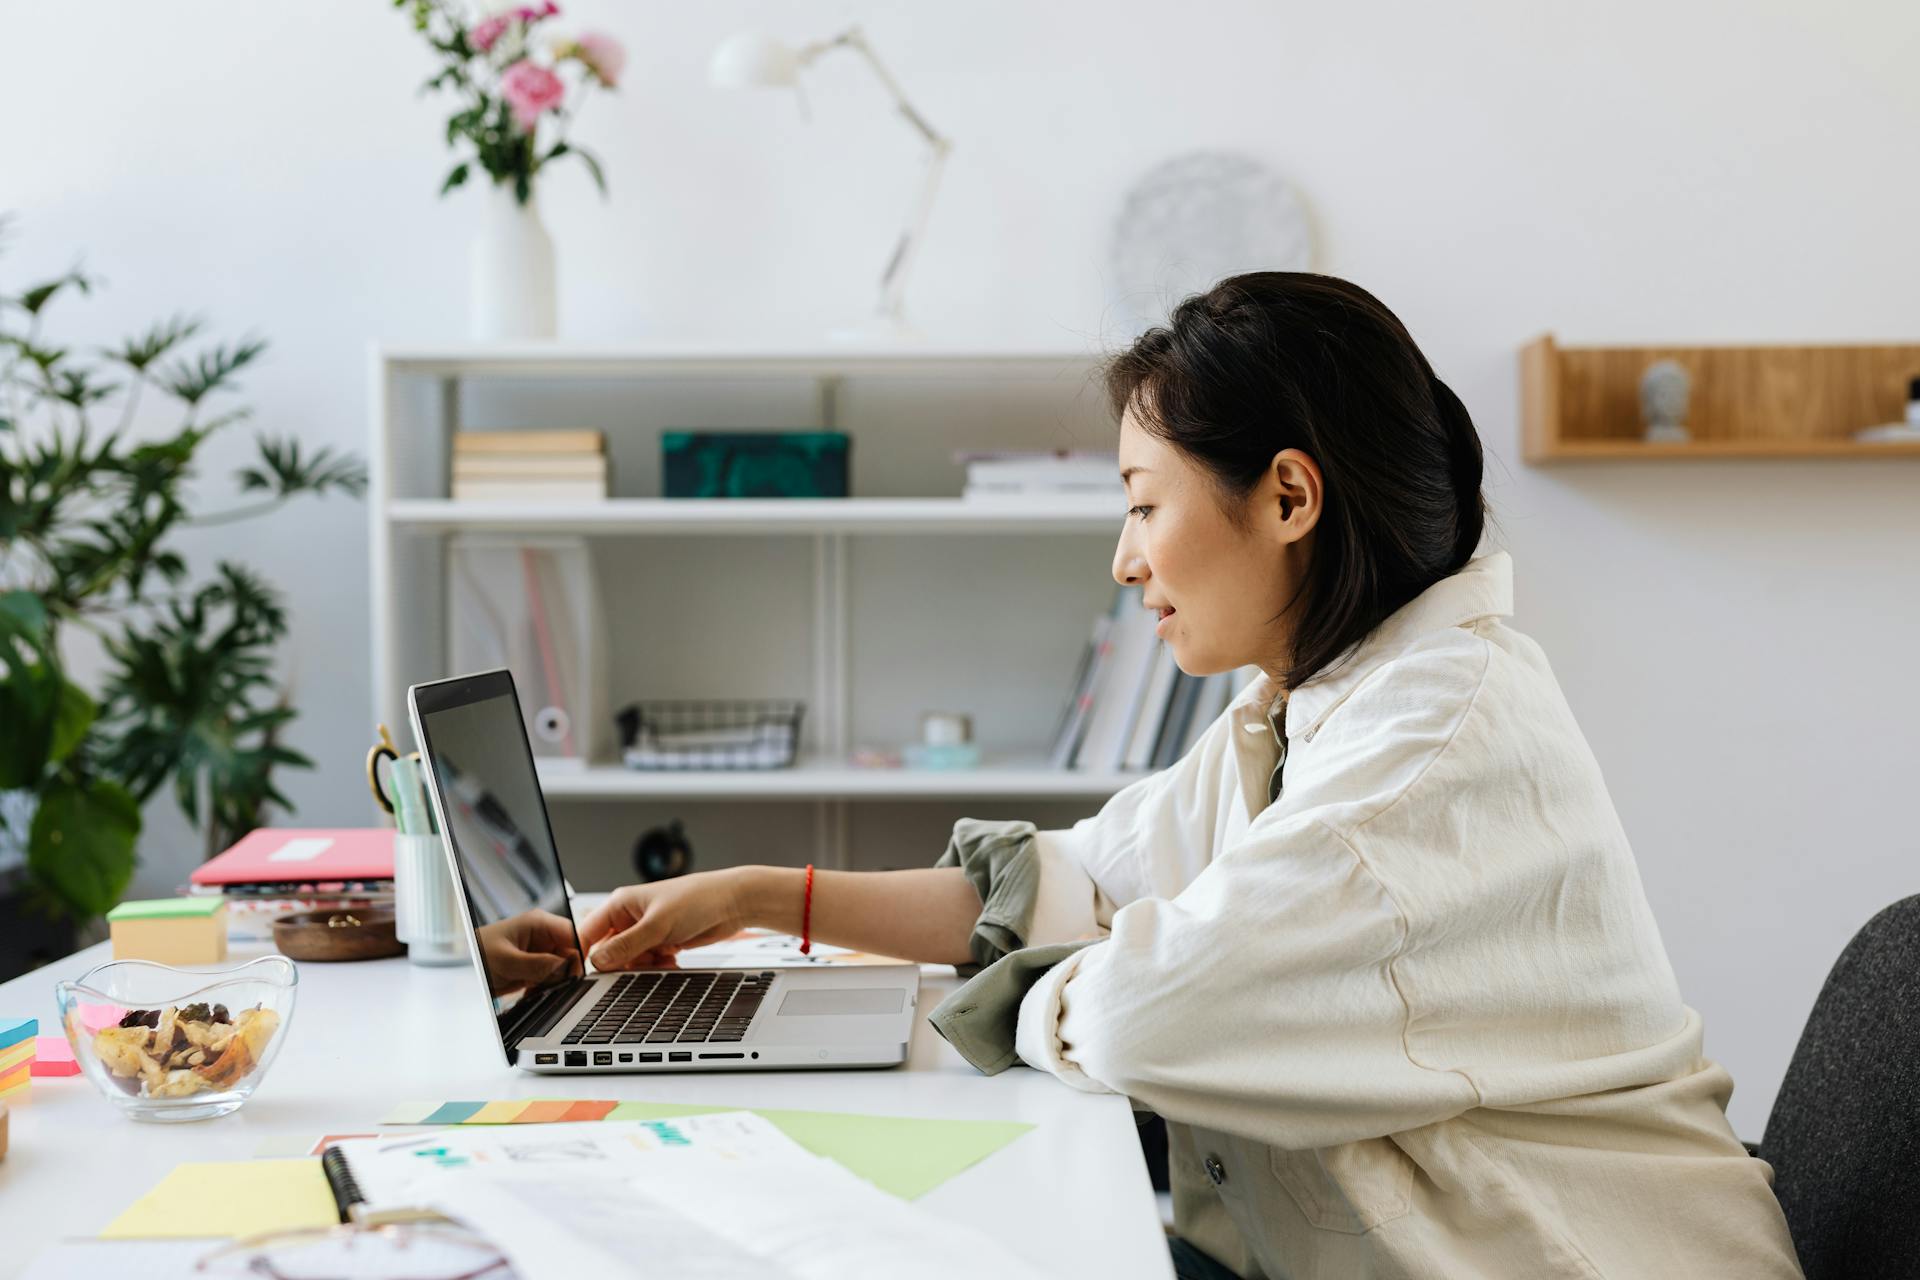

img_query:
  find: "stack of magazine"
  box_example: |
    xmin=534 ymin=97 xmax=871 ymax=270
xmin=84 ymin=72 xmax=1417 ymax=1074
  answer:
xmin=957 ymin=449 xmax=1122 ymax=500
xmin=1048 ymin=584 xmax=1245 ymax=773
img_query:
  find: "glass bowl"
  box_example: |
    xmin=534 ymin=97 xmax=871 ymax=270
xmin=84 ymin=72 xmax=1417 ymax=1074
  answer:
xmin=55 ymin=954 xmax=298 ymax=1122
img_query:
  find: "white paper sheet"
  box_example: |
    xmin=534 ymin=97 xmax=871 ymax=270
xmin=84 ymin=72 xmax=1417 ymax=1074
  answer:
xmin=327 ymin=1111 xmax=800 ymax=1210
xmin=621 ymin=1148 xmax=1050 ymax=1280
xmin=426 ymin=1176 xmax=784 ymax=1280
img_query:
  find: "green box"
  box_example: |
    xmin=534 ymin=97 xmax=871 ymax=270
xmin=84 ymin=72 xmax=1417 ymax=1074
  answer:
xmin=662 ymin=431 xmax=849 ymax=498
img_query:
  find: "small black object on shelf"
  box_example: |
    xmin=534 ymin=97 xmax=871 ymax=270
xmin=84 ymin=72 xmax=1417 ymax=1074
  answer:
xmin=615 ymin=699 xmax=806 ymax=771
xmin=634 ymin=820 xmax=694 ymax=882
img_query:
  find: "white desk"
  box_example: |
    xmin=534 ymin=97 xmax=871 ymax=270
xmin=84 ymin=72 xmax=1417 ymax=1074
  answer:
xmin=0 ymin=933 xmax=1171 ymax=1278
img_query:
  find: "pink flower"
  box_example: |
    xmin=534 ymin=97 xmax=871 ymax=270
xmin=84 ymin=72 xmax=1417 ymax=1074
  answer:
xmin=501 ymin=60 xmax=565 ymax=131
xmin=515 ymin=2 xmax=559 ymax=21
xmin=571 ymin=31 xmax=625 ymax=88
xmin=470 ymin=15 xmax=510 ymax=52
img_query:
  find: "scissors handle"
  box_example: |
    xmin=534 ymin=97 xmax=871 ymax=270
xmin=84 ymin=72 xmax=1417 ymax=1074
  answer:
xmin=366 ymin=742 xmax=400 ymax=815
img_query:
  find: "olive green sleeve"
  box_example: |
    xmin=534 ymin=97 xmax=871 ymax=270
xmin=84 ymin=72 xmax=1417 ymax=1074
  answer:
xmin=934 ymin=817 xmax=1048 ymax=975
xmin=928 ymin=940 xmax=1095 ymax=1075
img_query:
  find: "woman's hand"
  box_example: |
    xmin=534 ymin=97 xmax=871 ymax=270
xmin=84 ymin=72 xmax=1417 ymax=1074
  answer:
xmin=578 ymin=868 xmax=762 ymax=971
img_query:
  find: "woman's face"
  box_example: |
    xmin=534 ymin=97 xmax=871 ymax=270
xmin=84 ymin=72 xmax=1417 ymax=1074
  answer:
xmin=1113 ymin=408 xmax=1322 ymax=681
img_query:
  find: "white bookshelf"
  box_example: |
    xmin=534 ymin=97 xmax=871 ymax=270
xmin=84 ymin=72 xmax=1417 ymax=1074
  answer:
xmin=368 ymin=341 xmax=1145 ymax=876
xmin=535 ymin=759 xmax=1148 ymax=800
xmin=385 ymin=495 xmax=1123 ymax=535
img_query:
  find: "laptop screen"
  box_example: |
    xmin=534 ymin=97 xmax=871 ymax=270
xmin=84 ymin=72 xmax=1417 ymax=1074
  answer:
xmin=411 ymin=670 xmax=584 ymax=1036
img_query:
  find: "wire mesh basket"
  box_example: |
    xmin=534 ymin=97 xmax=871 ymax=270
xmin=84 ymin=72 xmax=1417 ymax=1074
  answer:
xmin=615 ymin=699 xmax=806 ymax=771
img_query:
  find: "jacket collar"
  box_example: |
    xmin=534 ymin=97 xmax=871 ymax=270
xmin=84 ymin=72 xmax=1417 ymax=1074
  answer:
xmin=1228 ymin=551 xmax=1514 ymax=744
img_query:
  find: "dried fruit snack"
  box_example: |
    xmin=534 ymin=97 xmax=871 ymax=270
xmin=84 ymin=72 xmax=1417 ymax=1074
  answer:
xmin=87 ymin=1002 xmax=281 ymax=1099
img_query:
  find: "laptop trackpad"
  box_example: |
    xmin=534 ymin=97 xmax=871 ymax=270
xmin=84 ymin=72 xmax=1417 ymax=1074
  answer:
xmin=777 ymin=988 xmax=904 ymax=1016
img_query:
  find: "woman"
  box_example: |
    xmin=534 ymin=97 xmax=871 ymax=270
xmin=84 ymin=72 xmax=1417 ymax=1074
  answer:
xmin=579 ymin=274 xmax=1804 ymax=1279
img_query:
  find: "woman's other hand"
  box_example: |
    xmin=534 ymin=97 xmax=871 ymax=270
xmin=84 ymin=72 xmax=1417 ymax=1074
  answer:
xmin=578 ymin=868 xmax=758 ymax=971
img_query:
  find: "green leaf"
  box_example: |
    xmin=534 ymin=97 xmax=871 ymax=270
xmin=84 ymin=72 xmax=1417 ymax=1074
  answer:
xmin=0 ymin=667 xmax=57 ymax=789
xmin=440 ymin=162 xmax=471 ymax=196
xmin=0 ymin=589 xmax=49 ymax=651
xmin=49 ymin=678 xmax=94 ymax=765
xmin=572 ymin=145 xmax=608 ymax=198
xmin=28 ymin=776 xmax=139 ymax=919
xmin=159 ymin=336 xmax=268 ymax=407
xmin=234 ymin=436 xmax=368 ymax=499
xmin=14 ymin=266 xmax=94 ymax=317
xmin=103 ymin=315 xmax=204 ymax=374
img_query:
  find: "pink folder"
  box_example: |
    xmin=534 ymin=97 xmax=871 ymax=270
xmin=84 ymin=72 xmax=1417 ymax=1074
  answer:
xmin=189 ymin=828 xmax=396 ymax=887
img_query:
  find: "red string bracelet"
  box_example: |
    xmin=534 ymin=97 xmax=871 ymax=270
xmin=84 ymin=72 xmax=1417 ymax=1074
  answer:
xmin=799 ymin=863 xmax=815 ymax=955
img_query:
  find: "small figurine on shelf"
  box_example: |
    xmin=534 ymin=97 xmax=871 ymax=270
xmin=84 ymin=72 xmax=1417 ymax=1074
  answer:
xmin=634 ymin=819 xmax=694 ymax=882
xmin=903 ymin=710 xmax=980 ymax=770
xmin=1639 ymin=360 xmax=1693 ymax=444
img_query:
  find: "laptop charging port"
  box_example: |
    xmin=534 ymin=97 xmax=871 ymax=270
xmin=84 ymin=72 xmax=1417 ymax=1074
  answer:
xmin=534 ymin=1053 xmax=558 ymax=1065
xmin=667 ymin=1051 xmax=692 ymax=1063
xmin=564 ymin=1051 xmax=587 ymax=1067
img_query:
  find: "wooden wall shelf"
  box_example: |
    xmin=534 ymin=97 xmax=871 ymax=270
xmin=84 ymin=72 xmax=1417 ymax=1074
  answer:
xmin=1521 ymin=335 xmax=1920 ymax=463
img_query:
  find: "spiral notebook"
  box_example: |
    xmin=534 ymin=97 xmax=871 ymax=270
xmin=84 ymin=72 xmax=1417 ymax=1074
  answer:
xmin=318 ymin=1114 xmax=799 ymax=1223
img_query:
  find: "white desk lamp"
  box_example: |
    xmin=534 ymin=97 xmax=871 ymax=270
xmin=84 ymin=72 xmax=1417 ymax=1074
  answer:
xmin=711 ymin=28 xmax=952 ymax=338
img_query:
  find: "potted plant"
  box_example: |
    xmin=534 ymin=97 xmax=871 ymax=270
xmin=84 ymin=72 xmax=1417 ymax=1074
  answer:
xmin=0 ymin=217 xmax=364 ymax=978
xmin=394 ymin=0 xmax=625 ymax=340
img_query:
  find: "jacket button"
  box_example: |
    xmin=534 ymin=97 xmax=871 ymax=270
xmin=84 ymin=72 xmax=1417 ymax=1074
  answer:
xmin=1205 ymin=1154 xmax=1227 ymax=1186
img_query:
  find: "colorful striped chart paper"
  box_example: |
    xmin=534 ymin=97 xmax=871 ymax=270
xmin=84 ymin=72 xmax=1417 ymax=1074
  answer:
xmin=382 ymin=1099 xmax=1033 ymax=1200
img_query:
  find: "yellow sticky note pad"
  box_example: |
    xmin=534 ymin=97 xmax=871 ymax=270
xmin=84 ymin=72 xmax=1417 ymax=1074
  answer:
xmin=101 ymin=1159 xmax=338 ymax=1239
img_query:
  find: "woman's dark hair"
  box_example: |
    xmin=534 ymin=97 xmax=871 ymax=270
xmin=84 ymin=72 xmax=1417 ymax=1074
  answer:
xmin=1105 ymin=271 xmax=1486 ymax=691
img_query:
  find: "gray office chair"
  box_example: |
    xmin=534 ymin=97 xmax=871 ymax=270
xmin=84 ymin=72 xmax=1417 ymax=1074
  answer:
xmin=1757 ymin=895 xmax=1920 ymax=1280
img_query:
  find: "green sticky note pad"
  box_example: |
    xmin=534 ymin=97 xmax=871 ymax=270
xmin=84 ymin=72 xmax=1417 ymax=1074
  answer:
xmin=107 ymin=896 xmax=225 ymax=921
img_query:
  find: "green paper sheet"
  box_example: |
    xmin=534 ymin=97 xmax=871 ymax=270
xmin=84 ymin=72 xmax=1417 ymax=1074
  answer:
xmin=603 ymin=1103 xmax=1033 ymax=1201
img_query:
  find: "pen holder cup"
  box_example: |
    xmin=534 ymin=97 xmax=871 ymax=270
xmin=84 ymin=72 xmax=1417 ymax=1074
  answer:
xmin=392 ymin=833 xmax=468 ymax=967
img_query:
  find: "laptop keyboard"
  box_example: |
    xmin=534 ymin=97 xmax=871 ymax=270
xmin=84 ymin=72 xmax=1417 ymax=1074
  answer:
xmin=561 ymin=971 xmax=774 ymax=1047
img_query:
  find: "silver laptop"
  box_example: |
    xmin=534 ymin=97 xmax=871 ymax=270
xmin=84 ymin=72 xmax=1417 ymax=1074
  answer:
xmin=408 ymin=669 xmax=918 ymax=1073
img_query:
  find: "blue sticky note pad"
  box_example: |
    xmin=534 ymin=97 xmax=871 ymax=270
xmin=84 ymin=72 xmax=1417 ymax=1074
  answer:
xmin=0 ymin=1018 xmax=36 ymax=1051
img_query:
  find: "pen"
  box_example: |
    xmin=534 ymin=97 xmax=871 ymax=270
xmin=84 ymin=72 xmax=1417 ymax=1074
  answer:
xmin=390 ymin=757 xmax=428 ymax=837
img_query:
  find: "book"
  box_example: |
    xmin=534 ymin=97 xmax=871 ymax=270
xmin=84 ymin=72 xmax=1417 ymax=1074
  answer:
xmin=450 ymin=479 xmax=610 ymax=502
xmin=1181 ymin=671 xmax=1243 ymax=756
xmin=191 ymin=829 xmax=395 ymax=888
xmin=1048 ymin=613 xmax=1115 ymax=770
xmin=454 ymin=429 xmax=605 ymax=455
xmin=1151 ymin=671 xmax=1203 ymax=769
xmin=452 ymin=454 xmax=609 ymax=479
xmin=1072 ymin=587 xmax=1160 ymax=772
xmin=1121 ymin=644 xmax=1182 ymax=770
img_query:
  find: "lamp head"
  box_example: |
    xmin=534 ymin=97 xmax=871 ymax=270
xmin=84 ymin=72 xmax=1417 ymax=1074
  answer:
xmin=710 ymin=31 xmax=802 ymax=88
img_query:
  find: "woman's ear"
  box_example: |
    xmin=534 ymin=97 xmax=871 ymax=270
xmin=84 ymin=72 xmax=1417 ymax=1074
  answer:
xmin=1267 ymin=448 xmax=1323 ymax=542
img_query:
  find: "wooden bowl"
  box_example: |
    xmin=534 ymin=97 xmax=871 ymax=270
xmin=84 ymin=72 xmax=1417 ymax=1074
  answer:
xmin=271 ymin=909 xmax=406 ymax=962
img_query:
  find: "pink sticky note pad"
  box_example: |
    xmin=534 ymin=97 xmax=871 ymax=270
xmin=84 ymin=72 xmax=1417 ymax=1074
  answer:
xmin=32 ymin=1036 xmax=78 ymax=1077
xmin=75 ymin=1003 xmax=124 ymax=1034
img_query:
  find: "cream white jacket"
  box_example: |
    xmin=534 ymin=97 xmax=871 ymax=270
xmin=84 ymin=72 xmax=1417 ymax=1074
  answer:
xmin=1010 ymin=552 xmax=1802 ymax=1279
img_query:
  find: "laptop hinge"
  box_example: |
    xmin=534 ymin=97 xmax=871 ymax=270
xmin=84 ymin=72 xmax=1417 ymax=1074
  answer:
xmin=504 ymin=976 xmax=592 ymax=1049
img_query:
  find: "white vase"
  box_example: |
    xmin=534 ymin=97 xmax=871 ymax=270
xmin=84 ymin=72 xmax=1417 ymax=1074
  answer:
xmin=470 ymin=182 xmax=556 ymax=341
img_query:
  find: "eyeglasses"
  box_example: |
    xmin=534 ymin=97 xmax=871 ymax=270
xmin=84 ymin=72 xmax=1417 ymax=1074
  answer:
xmin=194 ymin=1221 xmax=511 ymax=1280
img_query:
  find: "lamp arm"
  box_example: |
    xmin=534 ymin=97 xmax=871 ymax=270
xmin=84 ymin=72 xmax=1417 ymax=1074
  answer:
xmin=800 ymin=26 xmax=952 ymax=326
xmin=805 ymin=27 xmax=949 ymax=150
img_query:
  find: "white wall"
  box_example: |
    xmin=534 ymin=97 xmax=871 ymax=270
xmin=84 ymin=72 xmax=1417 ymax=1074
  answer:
xmin=4 ymin=0 xmax=1917 ymax=1138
